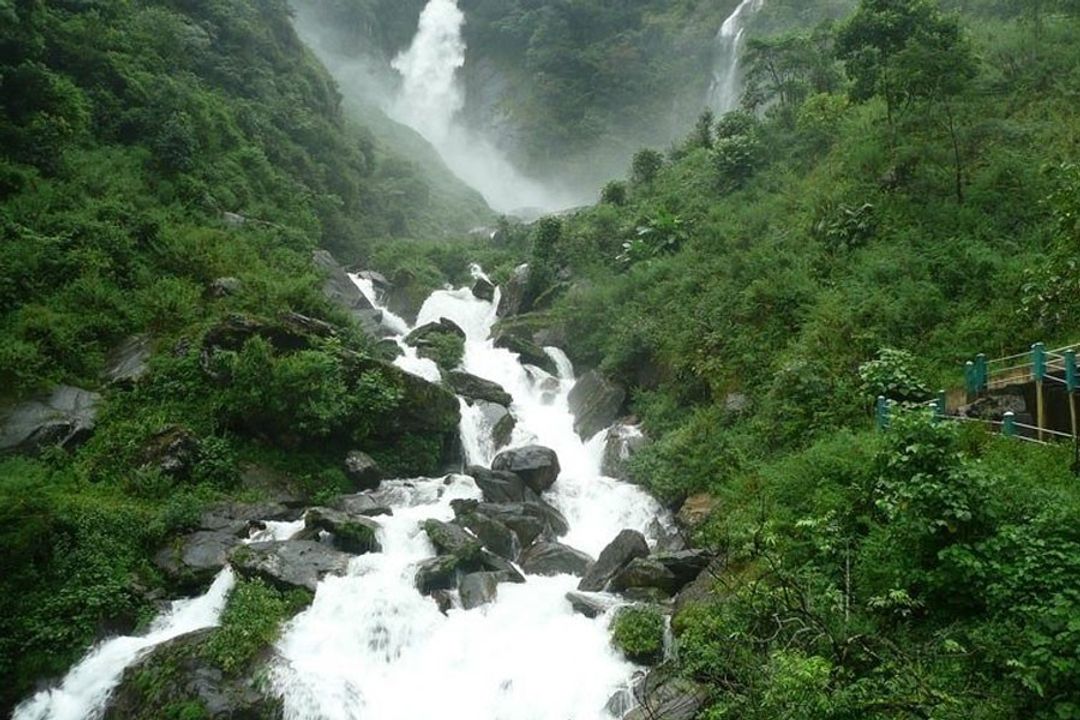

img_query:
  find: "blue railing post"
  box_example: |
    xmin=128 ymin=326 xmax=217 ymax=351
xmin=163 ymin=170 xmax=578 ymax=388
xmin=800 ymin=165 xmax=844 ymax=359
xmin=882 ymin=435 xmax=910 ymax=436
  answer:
xmin=1032 ymin=342 xmax=1047 ymax=381
xmin=875 ymin=395 xmax=889 ymax=430
xmin=1003 ymin=411 xmax=1016 ymax=438
xmin=965 ymin=360 xmax=976 ymax=395
xmin=1066 ymin=349 xmax=1077 ymax=393
xmin=976 ymin=353 xmax=988 ymax=392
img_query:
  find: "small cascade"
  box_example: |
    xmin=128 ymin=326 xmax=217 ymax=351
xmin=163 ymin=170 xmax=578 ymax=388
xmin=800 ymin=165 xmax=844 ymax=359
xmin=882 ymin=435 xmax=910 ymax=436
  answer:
xmin=707 ymin=0 xmax=765 ymax=113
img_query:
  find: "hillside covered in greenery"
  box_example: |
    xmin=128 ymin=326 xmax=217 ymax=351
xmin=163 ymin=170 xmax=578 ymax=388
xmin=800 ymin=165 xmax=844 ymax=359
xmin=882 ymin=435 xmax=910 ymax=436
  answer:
xmin=501 ymin=0 xmax=1080 ymax=716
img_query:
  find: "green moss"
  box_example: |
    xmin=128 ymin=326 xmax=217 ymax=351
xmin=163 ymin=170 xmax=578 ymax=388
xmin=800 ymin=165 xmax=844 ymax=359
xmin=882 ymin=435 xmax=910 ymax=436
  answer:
xmin=203 ymin=579 xmax=312 ymax=676
xmin=611 ymin=605 xmax=665 ymax=665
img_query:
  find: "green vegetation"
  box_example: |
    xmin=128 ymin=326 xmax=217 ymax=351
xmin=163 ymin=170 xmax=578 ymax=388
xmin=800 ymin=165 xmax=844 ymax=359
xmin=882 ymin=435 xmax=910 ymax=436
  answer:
xmin=204 ymin=578 xmax=311 ymax=675
xmin=610 ymin=605 xmax=666 ymax=665
xmin=511 ymin=0 xmax=1080 ymax=715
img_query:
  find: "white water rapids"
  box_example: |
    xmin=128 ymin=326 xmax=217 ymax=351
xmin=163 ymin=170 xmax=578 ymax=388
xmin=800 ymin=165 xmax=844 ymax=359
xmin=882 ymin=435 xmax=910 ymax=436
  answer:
xmin=15 ymin=268 xmax=667 ymax=720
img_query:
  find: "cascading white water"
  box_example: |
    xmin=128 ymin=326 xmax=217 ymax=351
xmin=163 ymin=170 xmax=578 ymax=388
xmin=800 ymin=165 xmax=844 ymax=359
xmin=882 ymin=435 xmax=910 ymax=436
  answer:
xmin=269 ymin=272 xmax=667 ymax=719
xmin=388 ymin=0 xmax=580 ymax=214
xmin=20 ymin=269 xmax=667 ymax=720
xmin=707 ymin=0 xmax=765 ymax=113
xmin=13 ymin=521 xmax=304 ymax=720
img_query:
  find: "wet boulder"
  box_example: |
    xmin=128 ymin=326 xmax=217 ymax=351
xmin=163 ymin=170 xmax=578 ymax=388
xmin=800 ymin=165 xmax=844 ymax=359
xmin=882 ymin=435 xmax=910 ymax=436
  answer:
xmin=496 ymin=263 xmax=530 ymax=317
xmin=601 ymin=422 xmax=649 ymax=481
xmin=422 ymin=518 xmax=483 ymax=559
xmin=568 ymin=370 xmax=626 ymax=440
xmin=491 ymin=445 xmax=561 ymax=494
xmin=312 ymin=249 xmax=384 ymax=337
xmin=455 ymin=510 xmax=519 ymax=560
xmin=0 ymin=385 xmax=101 ymax=454
xmin=344 ymin=450 xmax=382 ymax=491
xmin=476 ymin=401 xmax=516 ymax=450
xmin=445 ymin=370 xmax=513 ymax=406
xmin=466 ymin=465 xmax=538 ymax=504
xmin=155 ymin=530 xmax=244 ymax=592
xmin=578 ymin=529 xmax=649 ymax=592
xmin=458 ymin=571 xmax=500 ymax=609
xmin=676 ymin=494 xmax=718 ymax=533
xmin=306 ymin=507 xmax=381 ymax=554
xmin=519 ymin=541 xmax=594 ymax=577
xmin=565 ymin=591 xmax=618 ymax=619
xmin=471 ymin=276 xmax=496 ymax=302
xmin=451 ymin=498 xmax=568 ymax=545
xmin=229 ymin=540 xmax=351 ymax=593
xmin=624 ymin=665 xmax=708 ymax=720
xmin=610 ymin=558 xmax=679 ymax=596
xmin=405 ymin=318 xmax=466 ymax=369
xmin=103 ymin=334 xmax=151 ymax=387
xmin=492 ymin=333 xmax=558 ymax=375
xmin=654 ymin=550 xmax=710 ymax=589
xmin=415 ymin=555 xmax=464 ymax=594
xmin=103 ymin=628 xmax=283 ymax=720
xmin=335 ymin=492 xmax=393 ymax=517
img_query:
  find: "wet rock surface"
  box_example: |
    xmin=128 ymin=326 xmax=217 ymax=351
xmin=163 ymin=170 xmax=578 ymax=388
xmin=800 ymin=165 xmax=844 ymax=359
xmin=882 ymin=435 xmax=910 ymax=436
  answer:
xmin=519 ymin=541 xmax=594 ymax=577
xmin=229 ymin=540 xmax=351 ymax=593
xmin=568 ymin=370 xmax=626 ymax=441
xmin=305 ymin=507 xmax=382 ymax=554
xmin=491 ymin=445 xmax=561 ymax=494
xmin=0 ymin=385 xmax=101 ymax=454
xmin=578 ymin=529 xmax=650 ymax=592
xmin=446 ymin=370 xmax=513 ymax=406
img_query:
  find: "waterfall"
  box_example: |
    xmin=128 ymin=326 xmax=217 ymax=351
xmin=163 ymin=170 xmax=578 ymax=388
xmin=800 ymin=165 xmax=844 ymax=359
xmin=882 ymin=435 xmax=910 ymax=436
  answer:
xmin=707 ymin=0 xmax=765 ymax=113
xmin=18 ymin=271 xmax=669 ymax=720
xmin=387 ymin=0 xmax=579 ymax=214
xmin=269 ymin=275 xmax=668 ymax=719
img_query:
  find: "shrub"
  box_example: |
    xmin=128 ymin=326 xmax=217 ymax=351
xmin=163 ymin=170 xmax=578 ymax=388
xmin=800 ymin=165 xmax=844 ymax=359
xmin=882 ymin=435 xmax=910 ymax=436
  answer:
xmin=610 ymin=605 xmax=665 ymax=665
xmin=203 ymin=579 xmax=311 ymax=675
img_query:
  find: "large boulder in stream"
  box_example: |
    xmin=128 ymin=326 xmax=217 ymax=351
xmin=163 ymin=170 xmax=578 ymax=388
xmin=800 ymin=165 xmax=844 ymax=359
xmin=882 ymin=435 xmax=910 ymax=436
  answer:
xmin=601 ymin=422 xmax=649 ymax=481
xmin=477 ymin=401 xmax=517 ymax=450
xmin=312 ymin=249 xmax=385 ymax=337
xmin=519 ymin=541 xmax=594 ymax=577
xmin=155 ymin=501 xmax=297 ymax=592
xmin=491 ymin=445 xmax=561 ymax=494
xmin=422 ymin=519 xmax=483 ymax=559
xmin=414 ymin=547 xmax=523 ymax=595
xmin=565 ymin=591 xmax=619 ymax=619
xmin=466 ymin=465 xmax=539 ymax=504
xmin=305 ymin=507 xmax=381 ymax=554
xmin=496 ymin=263 xmax=530 ymax=317
xmin=458 ymin=571 xmax=500 ymax=609
xmin=452 ymin=498 xmax=569 ymax=546
xmin=492 ymin=332 xmax=559 ymax=375
xmin=229 ymin=540 xmax=351 ymax=593
xmin=471 ymin=276 xmax=496 ymax=302
xmin=610 ymin=557 xmax=679 ymax=596
xmin=623 ymin=664 xmax=709 ymax=720
xmin=445 ymin=370 xmax=513 ymax=406
xmin=455 ymin=510 xmax=519 ymax=560
xmin=343 ymin=450 xmax=382 ymax=491
xmin=405 ymin=318 xmax=466 ymax=370
xmin=103 ymin=628 xmax=283 ymax=720
xmin=578 ymin=529 xmax=650 ymax=592
xmin=568 ymin=370 xmax=626 ymax=440
xmin=0 ymin=385 xmax=101 ymax=454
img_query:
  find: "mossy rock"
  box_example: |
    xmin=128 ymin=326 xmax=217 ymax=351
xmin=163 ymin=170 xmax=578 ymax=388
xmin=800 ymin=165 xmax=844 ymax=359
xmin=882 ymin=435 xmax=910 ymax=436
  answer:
xmin=610 ymin=605 xmax=665 ymax=666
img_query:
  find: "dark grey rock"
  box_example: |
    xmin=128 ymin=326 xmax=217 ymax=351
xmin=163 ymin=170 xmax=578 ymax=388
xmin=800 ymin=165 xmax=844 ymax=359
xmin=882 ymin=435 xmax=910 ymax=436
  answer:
xmin=422 ymin=518 xmax=482 ymax=558
xmin=491 ymin=445 xmax=561 ymax=494
xmin=519 ymin=541 xmax=594 ymax=577
xmin=415 ymin=554 xmax=465 ymax=595
xmin=154 ymin=530 xmax=242 ymax=591
xmin=601 ymin=422 xmax=649 ymax=481
xmin=455 ymin=511 xmax=519 ymax=560
xmin=336 ymin=493 xmax=393 ymax=517
xmin=230 ymin=540 xmax=351 ymax=592
xmin=578 ymin=529 xmax=649 ymax=592
xmin=492 ymin=333 xmax=558 ymax=375
xmin=477 ymin=401 xmax=516 ymax=449
xmin=306 ymin=507 xmax=381 ymax=554
xmin=459 ymin=571 xmax=500 ymax=609
xmin=478 ymin=549 xmax=526 ymax=583
xmin=496 ymin=263 xmax=530 ymax=317
xmin=624 ymin=665 xmax=708 ymax=720
xmin=565 ymin=591 xmax=618 ymax=619
xmin=568 ymin=370 xmax=626 ymax=440
xmin=0 ymin=385 xmax=100 ymax=454
xmin=312 ymin=249 xmax=385 ymax=337
xmin=446 ymin=370 xmax=512 ymax=406
xmin=654 ymin=550 xmax=710 ymax=589
xmin=431 ymin=589 xmax=456 ymax=614
xmin=471 ymin=276 xmax=496 ymax=302
xmin=344 ymin=450 xmax=382 ymax=491
xmin=103 ymin=628 xmax=282 ymax=720
xmin=610 ymin=558 xmax=679 ymax=596
xmin=466 ymin=465 xmax=539 ymax=504
xmin=673 ymin=557 xmax=725 ymax=616
xmin=103 ymin=334 xmax=152 ymax=386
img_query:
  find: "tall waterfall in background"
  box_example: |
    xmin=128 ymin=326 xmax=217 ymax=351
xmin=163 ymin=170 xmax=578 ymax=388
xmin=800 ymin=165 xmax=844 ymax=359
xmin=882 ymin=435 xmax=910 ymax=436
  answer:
xmin=707 ymin=0 xmax=765 ymax=113
xmin=389 ymin=0 xmax=578 ymax=214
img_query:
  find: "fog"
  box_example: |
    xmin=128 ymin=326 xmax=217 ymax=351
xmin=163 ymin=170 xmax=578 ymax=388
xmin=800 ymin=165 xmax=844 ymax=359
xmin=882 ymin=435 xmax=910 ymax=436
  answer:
xmin=292 ymin=0 xmax=589 ymax=217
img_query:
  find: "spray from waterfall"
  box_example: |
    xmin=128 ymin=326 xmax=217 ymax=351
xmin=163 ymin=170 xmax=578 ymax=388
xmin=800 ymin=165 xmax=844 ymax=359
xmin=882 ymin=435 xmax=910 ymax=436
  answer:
xmin=707 ymin=0 xmax=765 ymax=113
xmin=389 ymin=0 xmax=581 ymax=214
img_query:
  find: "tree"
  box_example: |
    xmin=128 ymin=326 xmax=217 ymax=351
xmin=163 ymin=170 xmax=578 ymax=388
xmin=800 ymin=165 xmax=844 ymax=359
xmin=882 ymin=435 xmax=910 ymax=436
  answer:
xmin=742 ymin=29 xmax=840 ymax=121
xmin=836 ymin=0 xmax=970 ymax=127
xmin=630 ymin=148 xmax=664 ymax=186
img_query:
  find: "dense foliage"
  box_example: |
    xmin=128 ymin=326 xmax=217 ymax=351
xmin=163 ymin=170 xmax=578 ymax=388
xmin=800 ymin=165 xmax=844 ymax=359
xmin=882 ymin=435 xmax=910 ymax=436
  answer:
xmin=516 ymin=0 xmax=1080 ymax=715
